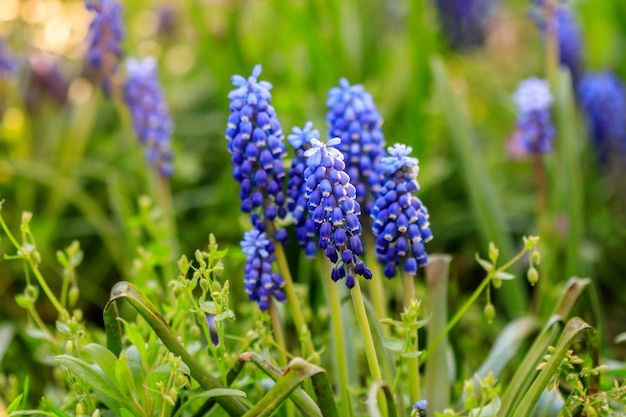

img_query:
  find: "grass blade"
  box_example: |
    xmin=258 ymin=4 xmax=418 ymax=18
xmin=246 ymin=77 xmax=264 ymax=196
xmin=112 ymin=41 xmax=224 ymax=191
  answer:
xmin=367 ymin=382 xmax=399 ymax=417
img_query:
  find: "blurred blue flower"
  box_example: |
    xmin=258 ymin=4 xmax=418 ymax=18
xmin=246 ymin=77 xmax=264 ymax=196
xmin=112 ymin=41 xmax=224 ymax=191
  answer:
xmin=303 ymin=137 xmax=372 ymax=288
xmin=0 ymin=36 xmax=16 ymax=79
xmin=226 ymin=65 xmax=288 ymax=244
xmin=123 ymin=57 xmax=174 ymax=177
xmin=287 ymin=122 xmax=320 ymax=257
xmin=241 ymin=228 xmax=286 ymax=311
xmin=327 ymin=78 xmax=386 ymax=214
xmin=411 ymin=399 xmax=428 ymax=417
xmin=508 ymin=77 xmax=555 ymax=158
xmin=371 ymin=144 xmax=432 ymax=278
xmin=85 ymin=0 xmax=123 ymax=95
xmin=577 ymin=72 xmax=626 ymax=163
xmin=531 ymin=0 xmax=583 ymax=81
xmin=434 ymin=0 xmax=496 ymax=51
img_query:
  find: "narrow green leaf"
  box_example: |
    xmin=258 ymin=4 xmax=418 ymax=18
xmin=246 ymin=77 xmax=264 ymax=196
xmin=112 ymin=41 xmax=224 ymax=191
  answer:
xmin=367 ymin=382 xmax=399 ymax=417
xmin=424 ymin=255 xmax=453 ymax=415
xmin=191 ymin=388 xmax=247 ymax=399
xmin=475 ymin=255 xmax=494 ymax=273
xmin=54 ymin=355 xmax=122 ymax=400
xmin=513 ymin=318 xmax=599 ymax=417
xmin=401 ymin=351 xmax=422 ymax=359
xmin=6 ymin=394 xmax=23 ymax=413
xmin=85 ymin=343 xmax=119 ymax=384
xmin=115 ymin=354 xmax=136 ymax=398
xmin=213 ymin=310 xmax=235 ymax=322
xmin=468 ymin=396 xmax=501 ymax=417
xmin=493 ymin=271 xmax=516 ymax=281
xmin=103 ymin=281 xmax=250 ymax=416
xmin=242 ymin=358 xmax=331 ymax=417
xmin=39 ymin=397 xmax=71 ymax=417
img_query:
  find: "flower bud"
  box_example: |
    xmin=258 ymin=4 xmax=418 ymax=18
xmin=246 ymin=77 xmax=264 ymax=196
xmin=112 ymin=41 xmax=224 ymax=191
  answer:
xmin=484 ymin=303 xmax=495 ymax=324
xmin=527 ymin=266 xmax=539 ymax=286
xmin=488 ymin=242 xmax=499 ymax=264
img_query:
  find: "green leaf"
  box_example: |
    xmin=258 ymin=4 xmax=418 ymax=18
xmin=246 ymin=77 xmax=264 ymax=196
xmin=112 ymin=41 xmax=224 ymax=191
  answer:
xmin=6 ymin=394 xmax=23 ymax=413
xmin=192 ymin=388 xmax=247 ymax=399
xmin=474 ymin=255 xmax=494 ymax=273
xmin=198 ymin=299 xmax=217 ymax=314
xmin=115 ymin=354 xmax=136 ymax=398
xmin=401 ymin=351 xmax=422 ymax=359
xmin=103 ymin=281 xmax=250 ymax=416
xmin=367 ymin=382 xmax=399 ymax=417
xmin=55 ymin=355 xmax=122 ymax=400
xmin=40 ymin=397 xmax=71 ymax=417
xmin=468 ymin=396 xmax=501 ymax=417
xmin=213 ymin=310 xmax=235 ymax=322
xmin=85 ymin=343 xmax=119 ymax=384
xmin=382 ymin=338 xmax=405 ymax=352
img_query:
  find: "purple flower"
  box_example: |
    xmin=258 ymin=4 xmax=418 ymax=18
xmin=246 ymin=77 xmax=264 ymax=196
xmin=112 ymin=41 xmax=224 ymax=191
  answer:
xmin=84 ymin=0 xmax=123 ymax=95
xmin=434 ymin=0 xmax=496 ymax=51
xmin=123 ymin=57 xmax=174 ymax=177
xmin=241 ymin=228 xmax=286 ymax=311
xmin=0 ymin=36 xmax=16 ymax=79
xmin=327 ymin=78 xmax=386 ymax=214
xmin=507 ymin=77 xmax=555 ymax=158
xmin=303 ymin=137 xmax=372 ymax=288
xmin=225 ymin=65 xmax=288 ymax=244
xmin=371 ymin=144 xmax=432 ymax=278
xmin=577 ymin=72 xmax=626 ymax=164
xmin=411 ymin=399 xmax=428 ymax=417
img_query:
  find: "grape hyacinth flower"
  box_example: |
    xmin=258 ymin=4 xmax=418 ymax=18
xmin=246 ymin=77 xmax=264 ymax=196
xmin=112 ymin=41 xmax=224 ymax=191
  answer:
xmin=577 ymin=72 xmax=626 ymax=163
xmin=411 ymin=399 xmax=428 ymax=417
xmin=326 ymin=78 xmax=386 ymax=214
xmin=531 ymin=0 xmax=583 ymax=81
xmin=303 ymin=137 xmax=372 ymax=288
xmin=123 ymin=57 xmax=174 ymax=177
xmin=0 ymin=36 xmax=16 ymax=79
xmin=507 ymin=77 xmax=555 ymax=159
xmin=225 ymin=65 xmax=288 ymax=244
xmin=287 ymin=122 xmax=320 ymax=257
xmin=434 ymin=0 xmax=496 ymax=51
xmin=371 ymin=144 xmax=433 ymax=278
xmin=241 ymin=228 xmax=286 ymax=311
xmin=84 ymin=0 xmax=123 ymax=95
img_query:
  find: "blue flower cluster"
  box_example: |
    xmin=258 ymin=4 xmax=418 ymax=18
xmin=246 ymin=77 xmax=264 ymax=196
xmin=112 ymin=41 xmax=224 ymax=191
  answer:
xmin=578 ymin=72 xmax=626 ymax=162
xmin=303 ymin=137 xmax=372 ymax=288
xmin=123 ymin=57 xmax=174 ymax=177
xmin=287 ymin=122 xmax=320 ymax=257
xmin=371 ymin=144 xmax=432 ymax=278
xmin=508 ymin=77 xmax=555 ymax=158
xmin=411 ymin=399 xmax=428 ymax=417
xmin=241 ymin=228 xmax=286 ymax=311
xmin=434 ymin=0 xmax=495 ymax=51
xmin=84 ymin=0 xmax=123 ymax=95
xmin=226 ymin=65 xmax=288 ymax=244
xmin=531 ymin=0 xmax=583 ymax=81
xmin=326 ymin=78 xmax=385 ymax=213
xmin=0 ymin=36 xmax=16 ymax=79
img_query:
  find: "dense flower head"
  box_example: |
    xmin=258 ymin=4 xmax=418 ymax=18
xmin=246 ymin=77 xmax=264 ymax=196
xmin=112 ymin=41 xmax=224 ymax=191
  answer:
xmin=287 ymin=122 xmax=320 ymax=257
xmin=303 ymin=137 xmax=372 ymax=288
xmin=0 ymin=36 xmax=17 ymax=79
xmin=434 ymin=0 xmax=495 ymax=51
xmin=531 ymin=0 xmax=583 ymax=81
xmin=577 ymin=72 xmax=626 ymax=163
xmin=123 ymin=57 xmax=174 ymax=177
xmin=326 ymin=78 xmax=385 ymax=213
xmin=371 ymin=144 xmax=432 ymax=278
xmin=225 ymin=65 xmax=288 ymax=244
xmin=85 ymin=0 xmax=123 ymax=95
xmin=241 ymin=228 xmax=286 ymax=311
xmin=508 ymin=77 xmax=555 ymax=158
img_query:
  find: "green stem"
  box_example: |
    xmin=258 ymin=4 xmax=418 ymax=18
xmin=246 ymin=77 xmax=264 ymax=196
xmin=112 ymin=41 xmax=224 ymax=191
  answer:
xmin=421 ymin=246 xmax=531 ymax=363
xmin=269 ymin=301 xmax=295 ymax=417
xmin=351 ymin=278 xmax=387 ymax=415
xmin=401 ymin=270 xmax=420 ymax=403
xmin=362 ymin=227 xmax=388 ymax=335
xmin=272 ymin=237 xmax=318 ymax=364
xmin=321 ymin=257 xmax=352 ymax=417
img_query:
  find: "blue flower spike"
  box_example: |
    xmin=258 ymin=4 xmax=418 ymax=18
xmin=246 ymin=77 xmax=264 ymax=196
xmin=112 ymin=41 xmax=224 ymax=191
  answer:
xmin=434 ymin=0 xmax=495 ymax=51
xmin=241 ymin=228 xmax=286 ymax=311
xmin=0 ymin=36 xmax=17 ymax=79
xmin=303 ymin=137 xmax=372 ymax=288
xmin=508 ymin=77 xmax=555 ymax=159
xmin=84 ymin=0 xmax=123 ymax=95
xmin=326 ymin=78 xmax=386 ymax=214
xmin=123 ymin=57 xmax=174 ymax=177
xmin=225 ymin=65 xmax=288 ymax=244
xmin=371 ymin=144 xmax=433 ymax=279
xmin=578 ymin=72 xmax=626 ymax=164
xmin=411 ymin=399 xmax=428 ymax=417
